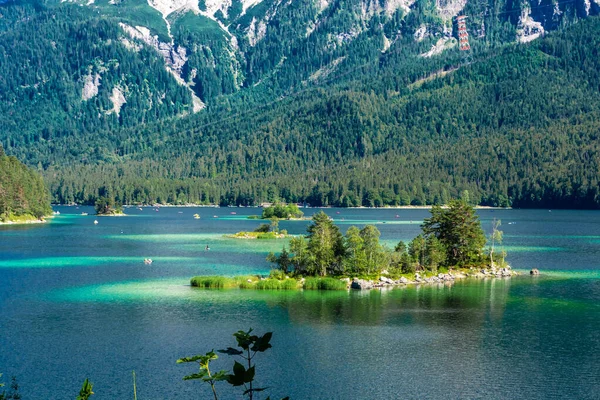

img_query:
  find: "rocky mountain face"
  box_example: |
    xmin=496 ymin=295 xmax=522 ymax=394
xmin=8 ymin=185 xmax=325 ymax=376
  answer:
xmin=1 ymin=0 xmax=598 ymax=136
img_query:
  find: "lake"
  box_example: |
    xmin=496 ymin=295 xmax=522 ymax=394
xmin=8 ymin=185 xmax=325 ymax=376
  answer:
xmin=1 ymin=207 xmax=599 ymax=399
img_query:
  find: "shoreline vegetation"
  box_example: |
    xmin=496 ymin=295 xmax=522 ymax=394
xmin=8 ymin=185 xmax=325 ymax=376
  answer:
xmin=54 ymin=202 xmax=511 ymax=210
xmin=193 ymin=201 xmax=518 ymax=291
xmin=0 ymin=213 xmax=50 ymax=225
xmin=0 ymin=145 xmax=53 ymax=224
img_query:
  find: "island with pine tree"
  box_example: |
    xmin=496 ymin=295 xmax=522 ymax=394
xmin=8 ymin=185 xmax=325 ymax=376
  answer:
xmin=192 ymin=200 xmax=516 ymax=291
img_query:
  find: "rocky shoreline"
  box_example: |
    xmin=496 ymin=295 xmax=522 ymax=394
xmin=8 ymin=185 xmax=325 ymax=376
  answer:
xmin=348 ymin=267 xmax=519 ymax=290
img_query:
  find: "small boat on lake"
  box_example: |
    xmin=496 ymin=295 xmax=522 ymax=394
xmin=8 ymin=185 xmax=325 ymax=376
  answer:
xmin=144 ymin=258 xmax=153 ymax=265
xmin=193 ymin=214 xmax=200 ymax=219
xmin=93 ymin=220 xmax=98 ymax=225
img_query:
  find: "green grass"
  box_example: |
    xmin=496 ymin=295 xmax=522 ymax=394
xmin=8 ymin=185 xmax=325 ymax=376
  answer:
xmin=192 ymin=275 xmax=299 ymax=290
xmin=303 ymin=277 xmax=348 ymax=290
xmin=191 ymin=275 xmax=254 ymax=288
xmin=250 ymin=278 xmax=299 ymax=290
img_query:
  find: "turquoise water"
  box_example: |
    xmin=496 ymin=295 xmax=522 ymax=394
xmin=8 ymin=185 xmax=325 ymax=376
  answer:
xmin=1 ymin=207 xmax=599 ymax=399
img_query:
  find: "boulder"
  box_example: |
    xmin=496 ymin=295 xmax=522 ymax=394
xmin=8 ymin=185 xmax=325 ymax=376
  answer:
xmin=351 ymin=279 xmax=374 ymax=290
xmin=399 ymin=277 xmax=409 ymax=284
xmin=379 ymin=276 xmax=394 ymax=284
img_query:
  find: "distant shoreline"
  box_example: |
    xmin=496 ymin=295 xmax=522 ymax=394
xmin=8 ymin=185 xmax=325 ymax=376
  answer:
xmin=0 ymin=215 xmax=52 ymax=225
xmin=52 ymin=204 xmax=511 ymax=210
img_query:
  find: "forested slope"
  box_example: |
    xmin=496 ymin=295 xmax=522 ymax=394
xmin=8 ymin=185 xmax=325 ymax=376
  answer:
xmin=0 ymin=145 xmax=52 ymax=221
xmin=15 ymin=17 xmax=599 ymax=208
xmin=1 ymin=0 xmax=599 ymax=207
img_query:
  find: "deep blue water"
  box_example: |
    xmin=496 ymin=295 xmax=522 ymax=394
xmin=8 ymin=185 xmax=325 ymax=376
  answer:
xmin=0 ymin=207 xmax=599 ymax=399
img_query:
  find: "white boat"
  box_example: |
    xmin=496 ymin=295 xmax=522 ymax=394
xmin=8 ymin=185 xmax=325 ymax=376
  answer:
xmin=94 ymin=220 xmax=98 ymax=225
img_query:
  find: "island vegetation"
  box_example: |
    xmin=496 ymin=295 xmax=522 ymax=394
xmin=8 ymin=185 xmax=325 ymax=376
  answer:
xmin=192 ymin=201 xmax=511 ymax=291
xmin=94 ymin=196 xmax=125 ymax=216
xmin=259 ymin=203 xmax=304 ymax=220
xmin=0 ymin=145 xmax=52 ymax=224
xmin=226 ymin=219 xmax=289 ymax=239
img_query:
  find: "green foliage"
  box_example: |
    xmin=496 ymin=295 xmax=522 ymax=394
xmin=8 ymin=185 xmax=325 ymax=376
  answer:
xmin=177 ymin=351 xmax=228 ymax=400
xmin=254 ymin=223 xmax=271 ymax=233
xmin=302 ymin=277 xmax=347 ymax=290
xmin=179 ymin=329 xmax=285 ymax=399
xmin=488 ymin=218 xmax=506 ymax=267
xmin=94 ymin=196 xmax=122 ymax=215
xmin=422 ymin=200 xmax=487 ymax=267
xmin=76 ymin=379 xmax=93 ymax=400
xmin=2 ymin=2 xmax=600 ymax=210
xmin=261 ymin=203 xmax=303 ymax=219
xmin=191 ymin=276 xmax=235 ymax=288
xmin=0 ymin=150 xmax=52 ymax=221
xmin=305 ymin=211 xmax=345 ymax=276
xmin=268 ymin=204 xmax=493 ymax=277
xmin=254 ymin=278 xmax=298 ymax=290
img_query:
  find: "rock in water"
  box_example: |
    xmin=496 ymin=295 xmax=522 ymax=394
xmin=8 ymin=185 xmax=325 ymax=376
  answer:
xmin=351 ymin=279 xmax=374 ymax=290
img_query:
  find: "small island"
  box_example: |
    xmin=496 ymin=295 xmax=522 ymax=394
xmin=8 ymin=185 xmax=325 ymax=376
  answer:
xmin=0 ymin=145 xmax=53 ymax=224
xmin=225 ymin=219 xmax=290 ymax=239
xmin=248 ymin=202 xmax=306 ymax=220
xmin=94 ymin=196 xmax=125 ymax=216
xmin=193 ymin=200 xmax=516 ymax=291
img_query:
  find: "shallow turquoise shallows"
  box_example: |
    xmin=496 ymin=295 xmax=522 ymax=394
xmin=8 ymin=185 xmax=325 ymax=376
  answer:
xmin=0 ymin=207 xmax=599 ymax=399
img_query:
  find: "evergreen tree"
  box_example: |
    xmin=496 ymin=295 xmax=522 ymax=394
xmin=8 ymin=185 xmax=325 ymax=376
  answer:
xmin=422 ymin=200 xmax=486 ymax=267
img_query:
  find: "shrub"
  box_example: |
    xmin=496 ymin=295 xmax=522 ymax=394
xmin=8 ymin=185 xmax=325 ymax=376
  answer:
xmin=254 ymin=224 xmax=271 ymax=233
xmin=238 ymin=280 xmax=255 ymax=289
xmin=269 ymin=269 xmax=286 ymax=280
xmin=281 ymin=279 xmax=299 ymax=290
xmin=303 ymin=277 xmax=347 ymax=290
xmin=255 ymin=279 xmax=282 ymax=290
xmin=257 ymin=232 xmax=277 ymax=239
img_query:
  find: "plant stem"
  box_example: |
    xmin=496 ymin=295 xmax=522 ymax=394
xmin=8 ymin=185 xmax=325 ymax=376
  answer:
xmin=247 ymin=348 xmax=253 ymax=400
xmin=205 ymin=364 xmax=219 ymax=400
xmin=132 ymin=371 xmax=137 ymax=400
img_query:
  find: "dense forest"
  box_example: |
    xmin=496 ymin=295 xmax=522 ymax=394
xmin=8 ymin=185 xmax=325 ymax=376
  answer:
xmin=1 ymin=0 xmax=600 ymax=208
xmin=0 ymin=145 xmax=52 ymax=221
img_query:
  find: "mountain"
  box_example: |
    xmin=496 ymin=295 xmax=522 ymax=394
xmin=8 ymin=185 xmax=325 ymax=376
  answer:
xmin=0 ymin=0 xmax=599 ymax=207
